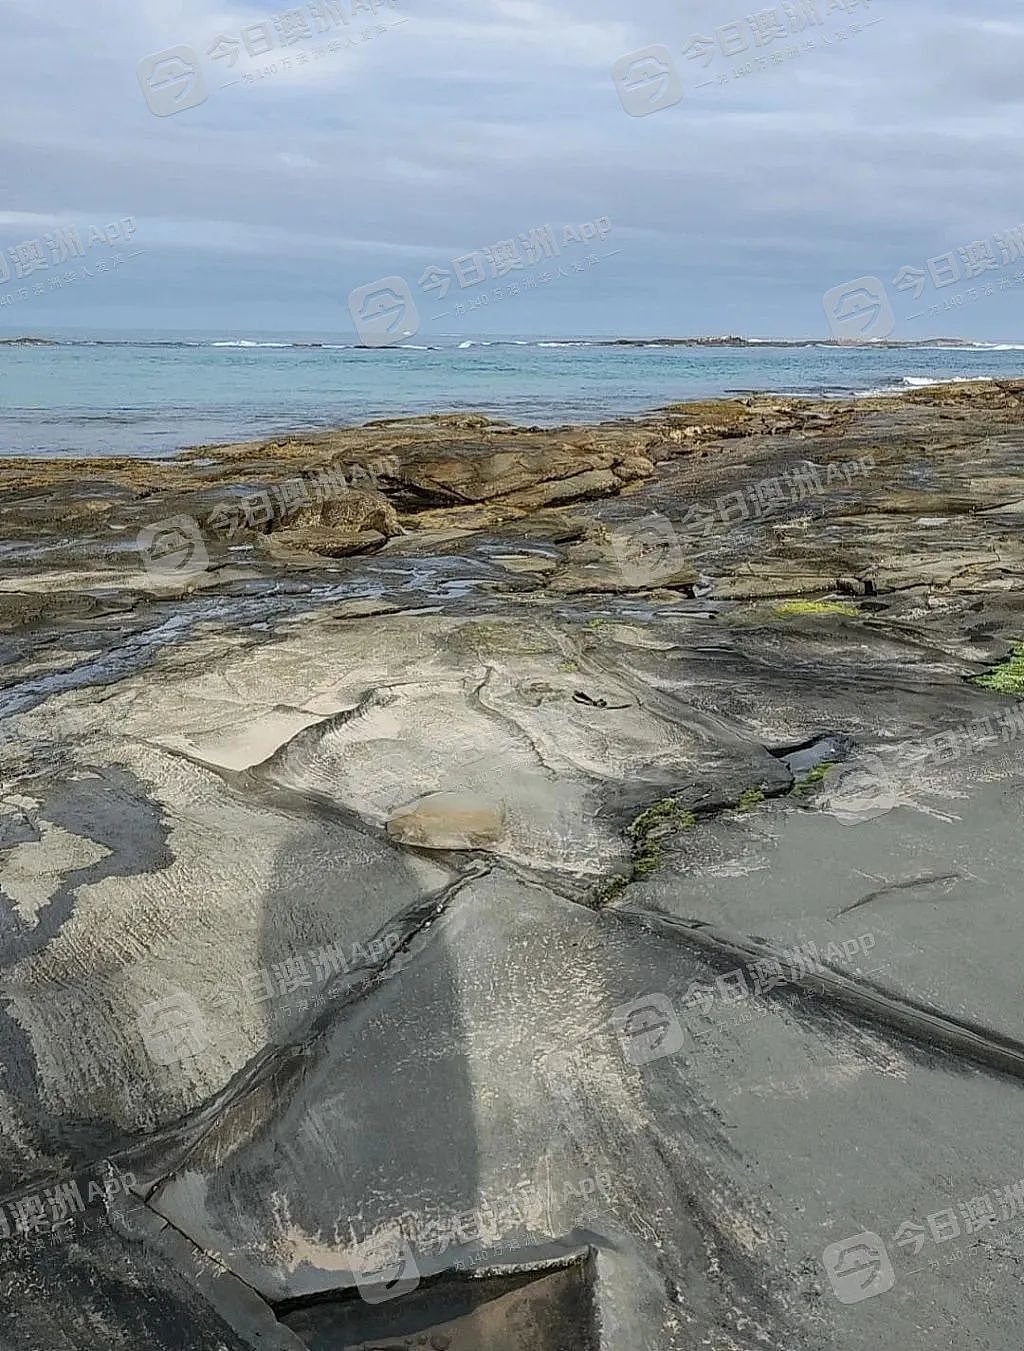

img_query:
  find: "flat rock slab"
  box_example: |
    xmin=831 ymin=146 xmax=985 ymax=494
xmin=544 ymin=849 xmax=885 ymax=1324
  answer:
xmin=0 ymin=741 xmax=452 ymax=1182
xmin=637 ymin=756 xmax=1024 ymax=1043
xmin=3 ymin=386 xmax=1024 ymax=1347
xmin=141 ymin=872 xmax=1024 ymax=1350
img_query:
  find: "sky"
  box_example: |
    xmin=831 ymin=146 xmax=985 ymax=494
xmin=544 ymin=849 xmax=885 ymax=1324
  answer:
xmin=2 ymin=0 xmax=1023 ymax=339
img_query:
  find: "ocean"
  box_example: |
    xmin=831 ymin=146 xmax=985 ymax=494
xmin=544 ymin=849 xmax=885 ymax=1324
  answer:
xmin=2 ymin=331 xmax=1023 ymax=459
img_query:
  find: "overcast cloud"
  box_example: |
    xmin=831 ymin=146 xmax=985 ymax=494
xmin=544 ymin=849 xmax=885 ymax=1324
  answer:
xmin=1 ymin=0 xmax=1022 ymax=338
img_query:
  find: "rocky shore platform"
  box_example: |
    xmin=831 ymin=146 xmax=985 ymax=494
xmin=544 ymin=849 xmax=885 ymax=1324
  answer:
xmin=1 ymin=380 xmax=1023 ymax=1349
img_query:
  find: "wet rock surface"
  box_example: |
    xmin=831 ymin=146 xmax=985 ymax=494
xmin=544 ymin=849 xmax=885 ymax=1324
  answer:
xmin=1 ymin=384 xmax=1024 ymax=1348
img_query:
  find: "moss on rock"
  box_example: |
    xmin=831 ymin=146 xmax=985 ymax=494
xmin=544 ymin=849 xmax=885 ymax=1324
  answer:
xmin=971 ymin=642 xmax=1024 ymax=694
xmin=790 ymin=762 xmax=836 ymax=795
xmin=772 ymin=600 xmax=860 ymax=619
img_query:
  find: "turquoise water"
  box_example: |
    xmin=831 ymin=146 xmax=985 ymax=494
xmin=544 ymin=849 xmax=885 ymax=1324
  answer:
xmin=2 ymin=331 xmax=1023 ymax=458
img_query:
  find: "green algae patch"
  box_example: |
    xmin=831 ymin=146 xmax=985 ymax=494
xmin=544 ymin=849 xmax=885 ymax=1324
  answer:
xmin=790 ymin=762 xmax=836 ymax=796
xmin=772 ymin=600 xmax=860 ymax=619
xmin=735 ymin=787 xmax=766 ymax=812
xmin=627 ymin=799 xmax=697 ymax=841
xmin=971 ymin=642 xmax=1024 ymax=694
xmin=628 ymin=799 xmax=696 ymax=879
xmin=633 ymin=852 xmax=663 ymax=880
xmin=593 ymin=874 xmax=629 ymax=906
xmin=592 ymin=798 xmax=698 ymax=904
